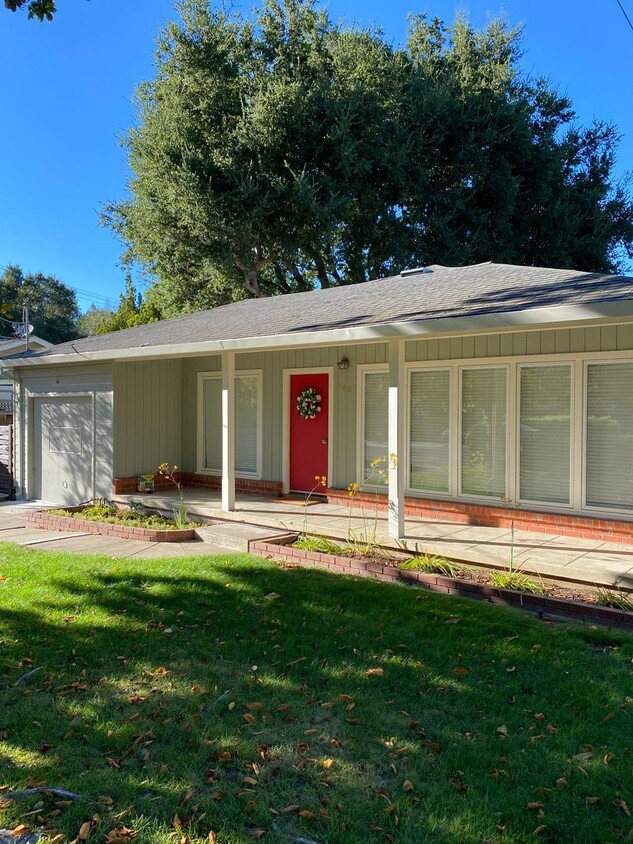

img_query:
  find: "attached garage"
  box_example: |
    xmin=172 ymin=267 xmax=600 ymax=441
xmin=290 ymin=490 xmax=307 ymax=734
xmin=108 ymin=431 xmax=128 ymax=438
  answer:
xmin=8 ymin=365 xmax=114 ymax=504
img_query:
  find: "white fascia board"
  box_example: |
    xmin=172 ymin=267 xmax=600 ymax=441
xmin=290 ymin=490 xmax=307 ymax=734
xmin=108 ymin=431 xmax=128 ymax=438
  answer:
xmin=5 ymin=299 xmax=633 ymax=368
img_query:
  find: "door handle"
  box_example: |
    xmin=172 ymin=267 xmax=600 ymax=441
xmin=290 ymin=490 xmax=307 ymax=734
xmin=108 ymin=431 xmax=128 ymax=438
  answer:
xmin=321 ymin=438 xmax=328 ymax=444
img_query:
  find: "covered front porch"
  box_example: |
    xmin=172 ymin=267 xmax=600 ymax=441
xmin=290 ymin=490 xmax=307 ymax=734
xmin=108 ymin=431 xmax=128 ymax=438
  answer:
xmin=114 ymin=486 xmax=633 ymax=589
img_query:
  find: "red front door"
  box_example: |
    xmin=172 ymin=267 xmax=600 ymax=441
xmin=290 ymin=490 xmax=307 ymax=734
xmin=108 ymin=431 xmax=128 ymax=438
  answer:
xmin=290 ymin=373 xmax=329 ymax=492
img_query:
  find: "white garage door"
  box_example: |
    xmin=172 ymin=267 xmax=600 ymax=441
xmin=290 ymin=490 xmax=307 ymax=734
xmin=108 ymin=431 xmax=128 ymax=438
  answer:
xmin=33 ymin=396 xmax=94 ymax=504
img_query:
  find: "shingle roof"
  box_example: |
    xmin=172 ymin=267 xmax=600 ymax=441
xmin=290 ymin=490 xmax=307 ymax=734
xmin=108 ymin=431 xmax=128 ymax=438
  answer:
xmin=32 ymin=262 xmax=633 ymax=358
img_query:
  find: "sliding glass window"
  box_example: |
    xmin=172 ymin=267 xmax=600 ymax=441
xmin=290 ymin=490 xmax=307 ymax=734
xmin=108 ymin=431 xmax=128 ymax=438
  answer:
xmin=461 ymin=368 xmax=507 ymax=497
xmin=519 ymin=365 xmax=571 ymax=504
xmin=409 ymin=369 xmax=450 ymax=493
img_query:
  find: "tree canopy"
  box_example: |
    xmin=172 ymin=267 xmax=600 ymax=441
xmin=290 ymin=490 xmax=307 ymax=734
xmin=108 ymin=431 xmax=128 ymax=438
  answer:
xmin=103 ymin=0 xmax=633 ymax=313
xmin=4 ymin=0 xmax=56 ymax=22
xmin=0 ymin=264 xmax=79 ymax=344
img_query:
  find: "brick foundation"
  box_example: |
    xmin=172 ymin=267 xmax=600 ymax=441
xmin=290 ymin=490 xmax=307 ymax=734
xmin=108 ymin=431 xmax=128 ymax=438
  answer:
xmin=325 ymin=489 xmax=633 ymax=545
xmin=25 ymin=506 xmax=196 ymax=543
xmin=250 ymin=535 xmax=633 ymax=630
xmin=112 ymin=473 xmax=283 ymax=497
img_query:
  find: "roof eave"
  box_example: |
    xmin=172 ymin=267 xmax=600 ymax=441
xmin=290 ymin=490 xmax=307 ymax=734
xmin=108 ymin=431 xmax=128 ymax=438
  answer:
xmin=4 ymin=299 xmax=633 ymax=368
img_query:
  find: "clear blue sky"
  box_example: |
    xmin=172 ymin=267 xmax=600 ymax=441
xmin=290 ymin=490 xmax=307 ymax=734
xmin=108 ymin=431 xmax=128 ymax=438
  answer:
xmin=0 ymin=0 xmax=631 ymax=314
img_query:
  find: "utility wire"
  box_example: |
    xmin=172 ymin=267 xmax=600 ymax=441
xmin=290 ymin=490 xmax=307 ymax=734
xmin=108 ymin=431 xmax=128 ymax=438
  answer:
xmin=615 ymin=0 xmax=633 ymax=31
xmin=0 ymin=264 xmax=120 ymax=309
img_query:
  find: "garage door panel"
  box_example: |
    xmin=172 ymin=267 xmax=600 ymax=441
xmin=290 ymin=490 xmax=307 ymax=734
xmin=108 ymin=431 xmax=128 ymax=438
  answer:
xmin=34 ymin=397 xmax=94 ymax=504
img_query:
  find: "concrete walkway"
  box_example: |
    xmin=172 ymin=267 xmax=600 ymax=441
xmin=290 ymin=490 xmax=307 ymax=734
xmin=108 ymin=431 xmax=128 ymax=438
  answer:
xmin=1 ymin=494 xmax=632 ymax=590
xmin=115 ymin=489 xmax=633 ymax=590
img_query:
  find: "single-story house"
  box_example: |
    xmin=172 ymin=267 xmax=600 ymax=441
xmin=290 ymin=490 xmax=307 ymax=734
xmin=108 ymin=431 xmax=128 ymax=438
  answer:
xmin=2 ymin=262 xmax=633 ymax=541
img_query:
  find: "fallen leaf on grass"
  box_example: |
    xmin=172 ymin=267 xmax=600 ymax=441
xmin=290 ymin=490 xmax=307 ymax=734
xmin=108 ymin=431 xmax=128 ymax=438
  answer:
xmin=298 ymin=810 xmax=316 ymax=820
xmin=365 ymin=667 xmax=384 ymax=677
xmin=264 ymin=593 xmax=280 ymax=600
xmin=243 ymin=714 xmax=256 ymax=725
xmin=603 ymin=752 xmax=615 ymax=765
xmin=496 ymin=725 xmax=509 ymax=738
xmin=142 ymin=667 xmax=169 ymax=678
xmin=247 ymin=830 xmax=266 ymax=839
xmin=613 ymin=799 xmax=631 ymax=816
xmin=573 ymin=752 xmax=593 ymax=762
xmin=453 ymin=667 xmax=469 ymax=676
xmin=555 ymin=778 xmax=567 ymax=788
xmin=77 ymin=820 xmax=93 ymax=841
xmin=403 ymin=780 xmax=414 ymax=792
xmin=532 ymin=825 xmax=547 ymax=836
xmin=585 ymin=797 xmax=601 ymax=805
xmin=105 ymin=827 xmax=137 ymax=843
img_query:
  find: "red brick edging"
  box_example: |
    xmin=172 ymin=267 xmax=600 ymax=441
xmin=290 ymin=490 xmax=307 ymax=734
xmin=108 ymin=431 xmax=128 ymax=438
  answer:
xmin=25 ymin=507 xmax=196 ymax=543
xmin=112 ymin=474 xmax=282 ymax=497
xmin=250 ymin=534 xmax=633 ymax=631
xmin=325 ymin=489 xmax=633 ymax=545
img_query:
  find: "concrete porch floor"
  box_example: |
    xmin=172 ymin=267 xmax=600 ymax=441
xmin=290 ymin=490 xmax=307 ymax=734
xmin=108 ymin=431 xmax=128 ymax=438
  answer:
xmin=114 ymin=488 xmax=633 ymax=590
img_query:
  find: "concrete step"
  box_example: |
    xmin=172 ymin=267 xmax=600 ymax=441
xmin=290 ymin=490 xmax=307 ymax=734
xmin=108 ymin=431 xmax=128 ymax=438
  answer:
xmin=195 ymin=521 xmax=284 ymax=552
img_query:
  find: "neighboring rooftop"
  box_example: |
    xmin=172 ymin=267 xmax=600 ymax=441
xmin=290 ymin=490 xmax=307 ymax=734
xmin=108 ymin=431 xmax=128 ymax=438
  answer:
xmin=8 ymin=263 xmax=633 ymax=361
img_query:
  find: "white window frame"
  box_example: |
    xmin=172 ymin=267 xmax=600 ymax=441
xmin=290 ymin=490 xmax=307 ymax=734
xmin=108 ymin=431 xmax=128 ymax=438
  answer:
xmin=516 ymin=362 xmax=575 ymax=509
xmin=405 ymin=365 xmax=453 ymax=497
xmin=197 ymin=369 xmax=262 ymax=479
xmin=581 ymin=358 xmax=633 ymax=515
xmin=458 ymin=363 xmax=511 ymax=501
xmin=356 ymin=363 xmax=389 ymax=489
xmin=356 ymin=345 xmax=633 ymax=518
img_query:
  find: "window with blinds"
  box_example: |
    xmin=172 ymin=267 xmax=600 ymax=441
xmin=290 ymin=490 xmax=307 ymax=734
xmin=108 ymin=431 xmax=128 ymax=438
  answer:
xmin=519 ymin=365 xmax=571 ymax=504
xmin=363 ymin=370 xmax=389 ymax=484
xmin=200 ymin=374 xmax=260 ymax=476
xmin=202 ymin=377 xmax=222 ymax=472
xmin=409 ymin=369 xmax=450 ymax=493
xmin=586 ymin=362 xmax=633 ymax=510
xmin=461 ymin=368 xmax=507 ymax=497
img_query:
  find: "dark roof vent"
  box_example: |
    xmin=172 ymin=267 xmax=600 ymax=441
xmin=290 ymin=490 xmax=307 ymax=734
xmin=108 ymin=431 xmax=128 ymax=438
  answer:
xmin=400 ymin=267 xmax=433 ymax=277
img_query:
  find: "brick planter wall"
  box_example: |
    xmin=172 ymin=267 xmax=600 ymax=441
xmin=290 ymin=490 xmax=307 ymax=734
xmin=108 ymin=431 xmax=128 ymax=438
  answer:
xmin=325 ymin=489 xmax=633 ymax=545
xmin=112 ymin=474 xmax=282 ymax=497
xmin=25 ymin=507 xmax=196 ymax=543
xmin=250 ymin=534 xmax=633 ymax=631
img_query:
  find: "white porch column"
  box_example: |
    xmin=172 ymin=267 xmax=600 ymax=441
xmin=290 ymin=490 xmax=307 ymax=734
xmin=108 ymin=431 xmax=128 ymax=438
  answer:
xmin=388 ymin=337 xmax=405 ymax=539
xmin=221 ymin=350 xmax=235 ymax=512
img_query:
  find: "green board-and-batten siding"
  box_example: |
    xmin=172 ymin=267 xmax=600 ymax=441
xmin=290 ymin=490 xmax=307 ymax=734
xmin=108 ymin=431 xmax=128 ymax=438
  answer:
xmin=113 ymin=360 xmax=182 ymax=478
xmin=405 ymin=324 xmax=633 ymax=362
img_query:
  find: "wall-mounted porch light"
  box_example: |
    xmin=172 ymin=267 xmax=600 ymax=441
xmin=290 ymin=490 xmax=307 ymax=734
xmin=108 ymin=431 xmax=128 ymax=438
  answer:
xmin=337 ymin=355 xmax=350 ymax=371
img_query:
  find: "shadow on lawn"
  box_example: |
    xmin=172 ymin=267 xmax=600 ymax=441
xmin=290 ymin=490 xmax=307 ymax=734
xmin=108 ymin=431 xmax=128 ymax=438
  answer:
xmin=1 ymin=551 xmax=631 ymax=842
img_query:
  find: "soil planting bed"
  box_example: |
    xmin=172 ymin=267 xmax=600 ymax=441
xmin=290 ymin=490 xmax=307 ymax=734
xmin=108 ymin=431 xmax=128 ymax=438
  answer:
xmin=25 ymin=505 xmax=197 ymax=543
xmin=251 ymin=533 xmax=633 ymax=630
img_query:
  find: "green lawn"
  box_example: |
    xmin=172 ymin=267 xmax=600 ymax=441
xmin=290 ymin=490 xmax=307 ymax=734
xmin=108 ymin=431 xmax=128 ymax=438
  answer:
xmin=0 ymin=544 xmax=631 ymax=844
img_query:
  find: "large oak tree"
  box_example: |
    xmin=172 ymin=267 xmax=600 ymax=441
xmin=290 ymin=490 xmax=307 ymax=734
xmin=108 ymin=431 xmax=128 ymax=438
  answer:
xmin=0 ymin=265 xmax=79 ymax=344
xmin=103 ymin=0 xmax=633 ymax=315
